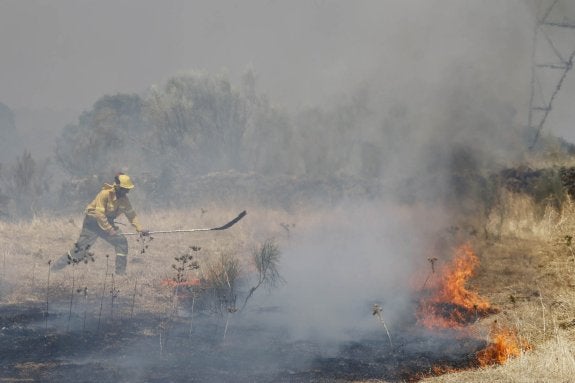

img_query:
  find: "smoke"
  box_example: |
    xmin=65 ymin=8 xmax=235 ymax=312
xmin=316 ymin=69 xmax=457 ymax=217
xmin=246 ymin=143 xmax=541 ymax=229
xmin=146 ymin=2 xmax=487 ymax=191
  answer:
xmin=0 ymin=2 xmax=536 ymax=115
xmin=3 ymin=1 xmax=574 ymax=380
xmin=231 ymin=0 xmax=539 ymax=350
xmin=1 ymin=1 xmax=565 ymax=197
xmin=0 ymin=102 xmax=23 ymax=163
xmin=248 ymin=202 xmax=451 ymax=349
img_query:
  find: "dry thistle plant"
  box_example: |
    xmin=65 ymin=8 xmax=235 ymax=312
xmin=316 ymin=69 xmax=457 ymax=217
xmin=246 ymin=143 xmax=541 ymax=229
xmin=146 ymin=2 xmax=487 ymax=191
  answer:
xmin=172 ymin=247 xmax=201 ymax=284
xmin=157 ymin=246 xmax=203 ymax=351
xmin=169 ymin=247 xmax=201 ymax=319
xmin=372 ymin=303 xmax=393 ymax=347
xmin=136 ymin=233 xmax=154 ymax=255
xmin=428 ymin=257 xmax=438 ymax=273
xmin=422 ymin=256 xmax=438 ymax=290
xmin=240 ymin=239 xmax=284 ymax=312
xmin=171 ymin=246 xmax=202 ymax=335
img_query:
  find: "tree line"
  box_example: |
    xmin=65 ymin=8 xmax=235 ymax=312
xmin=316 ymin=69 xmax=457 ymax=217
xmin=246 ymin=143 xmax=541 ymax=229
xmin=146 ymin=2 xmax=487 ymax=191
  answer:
xmin=1 ymin=68 xmax=568 ymax=219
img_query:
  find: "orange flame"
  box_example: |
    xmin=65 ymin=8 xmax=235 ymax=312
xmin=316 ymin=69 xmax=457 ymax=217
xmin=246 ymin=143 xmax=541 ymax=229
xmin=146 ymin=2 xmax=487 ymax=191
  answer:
xmin=418 ymin=243 xmax=496 ymax=328
xmin=476 ymin=322 xmax=531 ymax=366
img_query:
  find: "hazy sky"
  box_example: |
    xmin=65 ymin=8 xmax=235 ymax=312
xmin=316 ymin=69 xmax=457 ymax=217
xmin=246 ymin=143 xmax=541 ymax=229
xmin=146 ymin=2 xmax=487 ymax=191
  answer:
xmin=1 ymin=0 xmax=575 ymax=142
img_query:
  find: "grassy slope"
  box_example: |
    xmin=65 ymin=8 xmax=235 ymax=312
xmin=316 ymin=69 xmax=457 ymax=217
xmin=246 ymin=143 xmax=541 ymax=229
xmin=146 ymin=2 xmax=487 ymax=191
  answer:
xmin=2 ymin=194 xmax=575 ymax=382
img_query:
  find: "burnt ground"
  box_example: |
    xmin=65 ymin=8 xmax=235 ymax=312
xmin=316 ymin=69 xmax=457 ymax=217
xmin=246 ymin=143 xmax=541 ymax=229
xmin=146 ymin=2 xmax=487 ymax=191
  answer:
xmin=0 ymin=301 xmax=488 ymax=383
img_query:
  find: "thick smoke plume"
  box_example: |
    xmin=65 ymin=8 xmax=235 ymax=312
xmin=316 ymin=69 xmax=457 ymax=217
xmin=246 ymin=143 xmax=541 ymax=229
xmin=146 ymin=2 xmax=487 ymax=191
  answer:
xmin=252 ymin=202 xmax=451 ymax=345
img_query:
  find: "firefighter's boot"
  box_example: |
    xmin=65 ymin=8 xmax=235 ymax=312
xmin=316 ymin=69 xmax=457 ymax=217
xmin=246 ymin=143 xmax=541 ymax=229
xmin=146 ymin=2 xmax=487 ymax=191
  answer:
xmin=115 ymin=253 xmax=127 ymax=275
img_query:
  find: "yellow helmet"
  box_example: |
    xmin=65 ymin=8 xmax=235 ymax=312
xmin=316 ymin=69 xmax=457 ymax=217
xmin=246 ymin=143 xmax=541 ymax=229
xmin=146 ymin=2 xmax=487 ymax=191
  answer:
xmin=115 ymin=173 xmax=135 ymax=189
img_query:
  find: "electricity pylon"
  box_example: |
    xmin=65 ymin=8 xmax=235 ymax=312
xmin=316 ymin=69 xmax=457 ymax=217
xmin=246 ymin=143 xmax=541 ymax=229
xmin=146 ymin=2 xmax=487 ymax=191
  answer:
xmin=529 ymin=0 xmax=575 ymax=148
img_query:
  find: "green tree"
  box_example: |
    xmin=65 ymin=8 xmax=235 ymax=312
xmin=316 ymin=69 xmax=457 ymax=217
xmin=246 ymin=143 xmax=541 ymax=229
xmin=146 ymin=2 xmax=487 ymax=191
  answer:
xmin=0 ymin=102 xmax=23 ymax=163
xmin=144 ymin=72 xmax=249 ymax=174
xmin=1 ymin=150 xmax=50 ymax=218
xmin=55 ymin=94 xmax=145 ymax=177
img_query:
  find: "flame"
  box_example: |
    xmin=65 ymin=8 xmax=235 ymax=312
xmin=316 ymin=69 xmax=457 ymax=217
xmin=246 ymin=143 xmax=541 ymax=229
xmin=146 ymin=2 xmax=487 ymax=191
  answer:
xmin=411 ymin=243 xmax=531 ymax=375
xmin=418 ymin=243 xmax=496 ymax=328
xmin=476 ymin=322 xmax=532 ymax=366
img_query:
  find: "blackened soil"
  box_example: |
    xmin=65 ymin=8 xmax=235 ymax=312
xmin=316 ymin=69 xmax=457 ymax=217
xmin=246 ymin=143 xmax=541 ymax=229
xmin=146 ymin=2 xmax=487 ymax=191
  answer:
xmin=0 ymin=304 xmax=487 ymax=383
xmin=425 ymin=302 xmax=500 ymax=326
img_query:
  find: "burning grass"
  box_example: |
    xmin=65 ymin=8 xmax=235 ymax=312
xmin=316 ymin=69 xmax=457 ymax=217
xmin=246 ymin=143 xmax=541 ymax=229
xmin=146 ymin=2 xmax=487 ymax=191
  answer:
xmin=408 ymin=242 xmax=533 ymax=379
xmin=476 ymin=321 xmax=532 ymax=367
xmin=417 ymin=243 xmax=499 ymax=329
xmin=413 ymin=196 xmax=575 ymax=382
xmin=2 ymin=199 xmax=575 ymax=382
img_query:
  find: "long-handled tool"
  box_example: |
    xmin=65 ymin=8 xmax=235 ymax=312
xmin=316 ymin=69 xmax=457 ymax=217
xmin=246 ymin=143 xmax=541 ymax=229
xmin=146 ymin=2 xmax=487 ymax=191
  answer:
xmin=122 ymin=210 xmax=247 ymax=236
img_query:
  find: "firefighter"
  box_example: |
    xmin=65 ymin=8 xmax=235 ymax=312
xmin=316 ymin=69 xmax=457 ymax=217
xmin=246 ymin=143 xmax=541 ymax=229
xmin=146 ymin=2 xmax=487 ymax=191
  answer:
xmin=52 ymin=172 xmax=148 ymax=275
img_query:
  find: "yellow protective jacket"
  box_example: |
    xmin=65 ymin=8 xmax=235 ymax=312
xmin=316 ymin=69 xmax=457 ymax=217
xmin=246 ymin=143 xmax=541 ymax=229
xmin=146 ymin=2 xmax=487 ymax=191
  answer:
xmin=85 ymin=183 xmax=142 ymax=232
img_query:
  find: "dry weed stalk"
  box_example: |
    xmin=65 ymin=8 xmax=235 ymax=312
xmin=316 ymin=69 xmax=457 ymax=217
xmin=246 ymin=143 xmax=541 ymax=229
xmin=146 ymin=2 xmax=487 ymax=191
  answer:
xmin=537 ymin=283 xmax=546 ymax=335
xmin=222 ymin=266 xmax=238 ymax=341
xmin=130 ymin=279 xmax=138 ymax=319
xmin=45 ymin=260 xmax=51 ymax=330
xmin=78 ymin=286 xmax=88 ymax=333
xmin=565 ymin=235 xmax=575 ymax=284
xmin=67 ymin=264 xmax=77 ymax=331
xmin=110 ymin=273 xmax=119 ymax=320
xmin=372 ymin=304 xmax=393 ymax=347
xmin=422 ymin=257 xmax=438 ymax=290
xmin=31 ymin=262 xmax=36 ymax=289
xmin=2 ymin=249 xmax=6 ymax=284
xmin=159 ymin=320 xmax=167 ymax=356
xmin=97 ymin=254 xmax=110 ymax=331
xmin=187 ymin=277 xmax=206 ymax=337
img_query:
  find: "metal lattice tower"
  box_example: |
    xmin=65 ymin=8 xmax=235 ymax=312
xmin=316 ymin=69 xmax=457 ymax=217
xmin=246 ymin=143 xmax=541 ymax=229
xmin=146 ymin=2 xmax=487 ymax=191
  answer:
xmin=529 ymin=0 xmax=575 ymax=148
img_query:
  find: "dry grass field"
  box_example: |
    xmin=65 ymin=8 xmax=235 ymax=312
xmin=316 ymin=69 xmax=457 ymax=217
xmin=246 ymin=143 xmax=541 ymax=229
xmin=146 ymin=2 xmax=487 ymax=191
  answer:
xmin=1 ymin=192 xmax=575 ymax=382
xmin=416 ymin=193 xmax=575 ymax=383
xmin=0 ymin=203 xmax=284 ymax=314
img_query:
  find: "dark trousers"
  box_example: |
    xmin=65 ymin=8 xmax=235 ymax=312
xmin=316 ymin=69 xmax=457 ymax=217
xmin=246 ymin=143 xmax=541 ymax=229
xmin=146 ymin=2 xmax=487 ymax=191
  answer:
xmin=52 ymin=216 xmax=129 ymax=274
xmin=70 ymin=216 xmax=128 ymax=261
